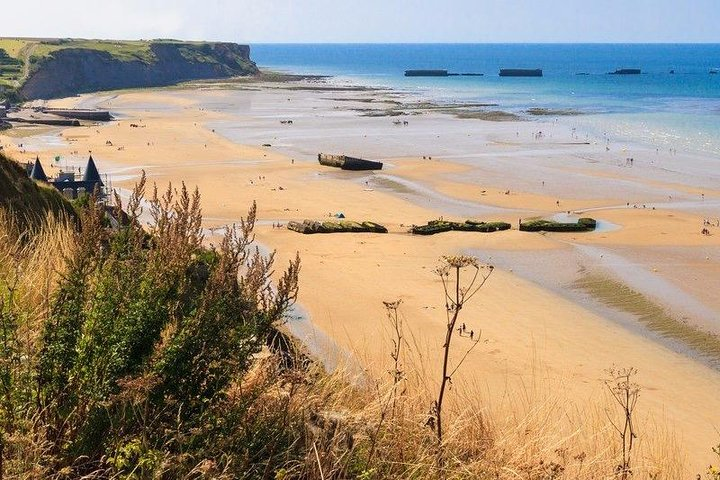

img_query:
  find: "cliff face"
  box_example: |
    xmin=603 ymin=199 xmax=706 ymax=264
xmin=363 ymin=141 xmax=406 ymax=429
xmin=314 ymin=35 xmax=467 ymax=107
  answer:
xmin=19 ymin=42 xmax=258 ymax=100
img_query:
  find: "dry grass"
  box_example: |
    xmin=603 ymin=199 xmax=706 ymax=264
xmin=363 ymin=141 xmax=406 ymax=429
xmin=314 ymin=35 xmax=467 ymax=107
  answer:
xmin=0 ymin=209 xmax=75 ymax=371
xmin=0 ymin=210 xmax=78 ymax=478
xmin=0 ymin=203 xmax=692 ymax=479
xmin=290 ymin=313 xmax=687 ymax=480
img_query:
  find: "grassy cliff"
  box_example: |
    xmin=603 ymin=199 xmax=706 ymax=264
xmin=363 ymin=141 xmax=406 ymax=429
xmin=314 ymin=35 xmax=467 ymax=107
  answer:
xmin=0 ymin=38 xmax=258 ymax=100
xmin=0 ymin=151 xmax=76 ymax=227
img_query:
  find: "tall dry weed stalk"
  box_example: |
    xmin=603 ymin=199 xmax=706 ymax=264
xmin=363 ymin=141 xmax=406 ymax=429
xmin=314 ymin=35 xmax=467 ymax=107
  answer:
xmin=367 ymin=300 xmax=406 ymax=465
xmin=605 ymin=366 xmax=640 ymax=479
xmin=430 ymin=255 xmax=493 ymax=462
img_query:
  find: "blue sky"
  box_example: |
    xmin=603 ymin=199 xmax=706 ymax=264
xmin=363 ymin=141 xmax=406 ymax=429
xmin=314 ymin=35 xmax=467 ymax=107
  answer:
xmin=3 ymin=0 xmax=719 ymax=43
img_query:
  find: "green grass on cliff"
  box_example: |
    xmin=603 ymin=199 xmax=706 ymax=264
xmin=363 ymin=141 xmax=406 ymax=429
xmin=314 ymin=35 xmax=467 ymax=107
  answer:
xmin=0 ymin=39 xmax=28 ymax=58
xmin=31 ymin=39 xmax=157 ymax=63
xmin=2 ymin=38 xmax=243 ymax=66
xmin=0 ymin=41 xmax=25 ymax=88
xmin=0 ymin=38 xmax=256 ymax=100
xmin=1 ymin=38 xmax=156 ymax=63
xmin=0 ymin=152 xmax=77 ymax=228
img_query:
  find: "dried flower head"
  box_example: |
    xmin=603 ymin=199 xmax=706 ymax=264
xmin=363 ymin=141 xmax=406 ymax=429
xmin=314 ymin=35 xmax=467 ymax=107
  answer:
xmin=442 ymin=255 xmax=479 ymax=269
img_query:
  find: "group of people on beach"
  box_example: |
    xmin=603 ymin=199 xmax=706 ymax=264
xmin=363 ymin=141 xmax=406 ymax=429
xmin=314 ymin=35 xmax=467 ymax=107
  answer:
xmin=457 ymin=323 xmax=475 ymax=340
xmin=702 ymin=218 xmax=719 ymax=236
xmin=249 ymin=175 xmax=267 ymax=185
xmin=701 ymin=218 xmax=719 ymax=236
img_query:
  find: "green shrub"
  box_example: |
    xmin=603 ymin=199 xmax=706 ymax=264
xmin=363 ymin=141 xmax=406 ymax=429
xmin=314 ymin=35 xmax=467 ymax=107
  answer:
xmin=1 ymin=175 xmax=301 ymax=477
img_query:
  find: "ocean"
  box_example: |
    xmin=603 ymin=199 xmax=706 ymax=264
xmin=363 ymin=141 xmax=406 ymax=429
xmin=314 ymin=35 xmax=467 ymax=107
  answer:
xmin=251 ymin=43 xmax=720 ymax=155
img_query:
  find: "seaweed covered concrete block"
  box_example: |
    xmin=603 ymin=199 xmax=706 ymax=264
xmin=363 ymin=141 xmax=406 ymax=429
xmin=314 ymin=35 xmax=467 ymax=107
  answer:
xmin=411 ymin=220 xmax=511 ymax=235
xmin=287 ymin=219 xmax=388 ymax=234
xmin=519 ymin=217 xmax=597 ymax=232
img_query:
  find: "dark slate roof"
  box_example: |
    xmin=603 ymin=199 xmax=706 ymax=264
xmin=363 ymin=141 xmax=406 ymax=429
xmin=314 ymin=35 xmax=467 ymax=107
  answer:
xmin=82 ymin=155 xmax=103 ymax=185
xmin=30 ymin=156 xmax=49 ymax=182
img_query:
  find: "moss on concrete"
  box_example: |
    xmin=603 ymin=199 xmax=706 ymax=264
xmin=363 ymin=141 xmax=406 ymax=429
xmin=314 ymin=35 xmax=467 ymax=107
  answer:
xmin=519 ymin=217 xmax=596 ymax=232
xmin=287 ymin=219 xmax=388 ymax=234
xmin=411 ymin=219 xmax=511 ymax=235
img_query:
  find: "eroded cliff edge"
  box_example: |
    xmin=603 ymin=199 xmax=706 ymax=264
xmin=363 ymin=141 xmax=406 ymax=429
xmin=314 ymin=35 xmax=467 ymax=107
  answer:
xmin=17 ymin=41 xmax=258 ymax=100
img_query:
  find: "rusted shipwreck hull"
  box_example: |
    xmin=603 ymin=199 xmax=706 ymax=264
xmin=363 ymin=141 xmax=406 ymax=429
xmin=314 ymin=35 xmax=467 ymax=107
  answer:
xmin=318 ymin=153 xmax=383 ymax=171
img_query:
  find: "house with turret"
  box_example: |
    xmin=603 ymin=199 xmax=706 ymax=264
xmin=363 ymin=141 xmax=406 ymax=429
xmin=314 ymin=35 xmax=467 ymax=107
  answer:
xmin=27 ymin=155 xmax=106 ymax=199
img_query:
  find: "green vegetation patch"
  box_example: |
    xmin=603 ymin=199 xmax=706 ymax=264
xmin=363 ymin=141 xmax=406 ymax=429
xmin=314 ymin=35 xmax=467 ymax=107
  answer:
xmin=287 ymin=219 xmax=388 ymax=234
xmin=0 ymin=183 xmax=303 ymax=477
xmin=176 ymin=43 xmax=219 ymax=64
xmin=411 ymin=219 xmax=511 ymax=235
xmin=0 ymin=39 xmax=30 ymax=59
xmin=519 ymin=217 xmax=596 ymax=232
xmin=0 ymin=152 xmax=76 ymax=228
xmin=0 ymin=47 xmax=23 ymax=89
xmin=32 ymin=39 xmax=156 ymax=63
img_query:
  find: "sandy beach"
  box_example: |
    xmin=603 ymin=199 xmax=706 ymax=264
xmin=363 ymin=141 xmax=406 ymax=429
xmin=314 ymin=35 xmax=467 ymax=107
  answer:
xmin=3 ymin=78 xmax=720 ymax=473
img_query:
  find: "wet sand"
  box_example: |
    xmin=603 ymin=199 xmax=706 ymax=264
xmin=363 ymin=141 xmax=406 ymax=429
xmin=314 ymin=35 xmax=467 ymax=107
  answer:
xmin=3 ymin=79 xmax=720 ymax=473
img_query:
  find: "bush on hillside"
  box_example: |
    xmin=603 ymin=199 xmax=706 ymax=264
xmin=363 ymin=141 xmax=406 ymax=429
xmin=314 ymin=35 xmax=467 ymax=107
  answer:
xmin=0 ymin=175 xmax=301 ymax=477
xmin=0 ymin=152 xmax=77 ymax=229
